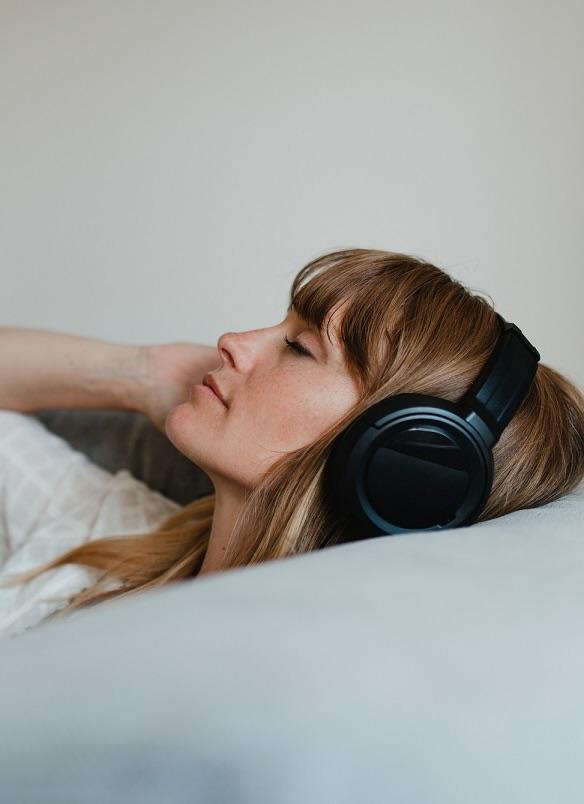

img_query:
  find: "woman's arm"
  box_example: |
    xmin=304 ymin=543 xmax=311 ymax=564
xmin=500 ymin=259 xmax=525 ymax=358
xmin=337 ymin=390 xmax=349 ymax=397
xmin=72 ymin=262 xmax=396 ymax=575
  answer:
xmin=0 ymin=326 xmax=146 ymax=413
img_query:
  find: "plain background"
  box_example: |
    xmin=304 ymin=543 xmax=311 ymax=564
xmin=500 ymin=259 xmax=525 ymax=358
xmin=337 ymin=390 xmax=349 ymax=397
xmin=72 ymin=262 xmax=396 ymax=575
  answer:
xmin=2 ymin=0 xmax=582 ymax=388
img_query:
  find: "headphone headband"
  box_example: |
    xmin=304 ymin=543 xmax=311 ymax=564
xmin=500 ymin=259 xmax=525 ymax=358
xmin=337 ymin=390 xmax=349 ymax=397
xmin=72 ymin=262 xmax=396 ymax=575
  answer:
xmin=459 ymin=313 xmax=540 ymax=448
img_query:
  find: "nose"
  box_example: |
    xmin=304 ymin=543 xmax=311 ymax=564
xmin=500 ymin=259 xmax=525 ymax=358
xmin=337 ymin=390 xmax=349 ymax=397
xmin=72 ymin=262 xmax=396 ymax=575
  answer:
xmin=217 ymin=332 xmax=238 ymax=369
xmin=217 ymin=326 xmax=271 ymax=371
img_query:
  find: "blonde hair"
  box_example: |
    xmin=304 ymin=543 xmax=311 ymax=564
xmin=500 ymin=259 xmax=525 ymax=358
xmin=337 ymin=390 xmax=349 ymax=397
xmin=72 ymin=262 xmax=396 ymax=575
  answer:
xmin=2 ymin=248 xmax=583 ymax=622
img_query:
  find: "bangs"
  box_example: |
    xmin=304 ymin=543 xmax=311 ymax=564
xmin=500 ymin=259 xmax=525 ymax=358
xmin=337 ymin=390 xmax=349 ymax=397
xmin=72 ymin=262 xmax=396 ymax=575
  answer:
xmin=287 ymin=249 xmax=385 ymax=351
xmin=285 ymin=247 xmax=463 ymax=391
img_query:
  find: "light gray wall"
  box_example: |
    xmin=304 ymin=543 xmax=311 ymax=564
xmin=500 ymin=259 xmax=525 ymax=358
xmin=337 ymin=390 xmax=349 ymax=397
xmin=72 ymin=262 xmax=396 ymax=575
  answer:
xmin=2 ymin=0 xmax=583 ymax=387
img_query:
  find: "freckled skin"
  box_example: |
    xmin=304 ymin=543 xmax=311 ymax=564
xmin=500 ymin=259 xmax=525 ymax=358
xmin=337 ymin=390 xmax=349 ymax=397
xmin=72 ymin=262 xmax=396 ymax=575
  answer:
xmin=164 ymin=301 xmax=360 ymax=575
xmin=165 ymin=302 xmax=360 ymax=490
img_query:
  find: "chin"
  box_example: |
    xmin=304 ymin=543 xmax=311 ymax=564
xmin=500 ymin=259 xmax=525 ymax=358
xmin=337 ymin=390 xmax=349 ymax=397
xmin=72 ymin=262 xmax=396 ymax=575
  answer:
xmin=164 ymin=403 xmax=211 ymax=465
xmin=163 ymin=402 xmax=192 ymax=448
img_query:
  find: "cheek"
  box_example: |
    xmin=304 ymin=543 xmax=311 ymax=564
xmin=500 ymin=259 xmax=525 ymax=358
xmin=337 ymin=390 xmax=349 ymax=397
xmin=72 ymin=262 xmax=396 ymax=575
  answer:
xmin=246 ymin=382 xmax=341 ymax=449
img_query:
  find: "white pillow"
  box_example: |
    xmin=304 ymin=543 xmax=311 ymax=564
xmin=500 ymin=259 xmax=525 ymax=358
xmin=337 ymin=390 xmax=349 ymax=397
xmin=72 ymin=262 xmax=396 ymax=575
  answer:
xmin=1 ymin=482 xmax=583 ymax=804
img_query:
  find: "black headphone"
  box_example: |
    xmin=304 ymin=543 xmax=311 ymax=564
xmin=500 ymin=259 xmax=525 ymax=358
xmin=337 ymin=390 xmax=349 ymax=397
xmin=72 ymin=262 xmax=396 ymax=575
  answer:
xmin=323 ymin=313 xmax=540 ymax=539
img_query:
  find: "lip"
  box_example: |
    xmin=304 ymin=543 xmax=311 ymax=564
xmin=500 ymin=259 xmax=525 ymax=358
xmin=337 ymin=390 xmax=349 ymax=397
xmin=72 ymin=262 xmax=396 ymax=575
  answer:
xmin=202 ymin=373 xmax=228 ymax=407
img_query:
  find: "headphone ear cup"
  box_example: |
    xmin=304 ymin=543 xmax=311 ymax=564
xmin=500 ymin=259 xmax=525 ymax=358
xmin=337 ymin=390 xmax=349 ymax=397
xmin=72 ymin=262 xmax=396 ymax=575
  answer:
xmin=364 ymin=424 xmax=485 ymax=530
xmin=323 ymin=395 xmax=494 ymax=538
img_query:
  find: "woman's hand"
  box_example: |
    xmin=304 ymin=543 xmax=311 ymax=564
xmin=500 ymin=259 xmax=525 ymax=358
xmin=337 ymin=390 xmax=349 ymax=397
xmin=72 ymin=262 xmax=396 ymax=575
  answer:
xmin=138 ymin=342 xmax=222 ymax=433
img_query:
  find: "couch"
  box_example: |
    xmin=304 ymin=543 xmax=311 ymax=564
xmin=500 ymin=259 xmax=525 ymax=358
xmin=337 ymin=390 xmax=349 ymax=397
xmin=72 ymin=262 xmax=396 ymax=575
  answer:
xmin=0 ymin=409 xmax=583 ymax=804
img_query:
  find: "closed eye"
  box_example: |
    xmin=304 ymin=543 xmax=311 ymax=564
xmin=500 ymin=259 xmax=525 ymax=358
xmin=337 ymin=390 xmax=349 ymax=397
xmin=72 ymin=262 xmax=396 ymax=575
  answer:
xmin=284 ymin=336 xmax=313 ymax=358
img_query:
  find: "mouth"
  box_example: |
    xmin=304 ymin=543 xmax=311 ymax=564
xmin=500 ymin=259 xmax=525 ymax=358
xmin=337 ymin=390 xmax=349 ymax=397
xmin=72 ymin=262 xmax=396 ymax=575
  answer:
xmin=202 ymin=374 xmax=228 ymax=407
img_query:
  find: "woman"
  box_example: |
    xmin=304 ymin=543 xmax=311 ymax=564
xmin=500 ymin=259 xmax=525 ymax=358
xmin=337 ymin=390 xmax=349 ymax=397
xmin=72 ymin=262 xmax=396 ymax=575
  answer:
xmin=1 ymin=247 xmax=583 ymax=636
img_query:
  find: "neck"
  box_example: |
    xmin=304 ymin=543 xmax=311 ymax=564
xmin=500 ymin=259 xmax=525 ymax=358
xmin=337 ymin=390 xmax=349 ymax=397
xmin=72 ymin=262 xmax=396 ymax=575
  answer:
xmin=198 ymin=480 xmax=246 ymax=576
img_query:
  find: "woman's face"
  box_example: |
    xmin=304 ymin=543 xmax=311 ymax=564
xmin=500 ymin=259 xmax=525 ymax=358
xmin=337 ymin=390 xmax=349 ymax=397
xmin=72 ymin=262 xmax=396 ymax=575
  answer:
xmin=165 ymin=303 xmax=361 ymax=490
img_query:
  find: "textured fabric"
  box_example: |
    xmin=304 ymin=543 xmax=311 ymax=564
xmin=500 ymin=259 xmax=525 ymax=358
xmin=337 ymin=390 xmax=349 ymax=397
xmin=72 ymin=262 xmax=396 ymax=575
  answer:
xmin=0 ymin=409 xmax=182 ymax=640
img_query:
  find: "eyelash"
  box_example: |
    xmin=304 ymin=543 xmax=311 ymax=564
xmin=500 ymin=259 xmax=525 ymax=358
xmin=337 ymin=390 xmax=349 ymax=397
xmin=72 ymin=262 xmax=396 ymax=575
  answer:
xmin=284 ymin=336 xmax=313 ymax=358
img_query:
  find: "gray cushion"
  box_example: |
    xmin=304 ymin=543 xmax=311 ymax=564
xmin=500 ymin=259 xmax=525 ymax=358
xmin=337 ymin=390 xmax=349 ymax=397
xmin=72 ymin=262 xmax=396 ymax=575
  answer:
xmin=33 ymin=409 xmax=214 ymax=505
xmin=1 ymin=409 xmax=583 ymax=803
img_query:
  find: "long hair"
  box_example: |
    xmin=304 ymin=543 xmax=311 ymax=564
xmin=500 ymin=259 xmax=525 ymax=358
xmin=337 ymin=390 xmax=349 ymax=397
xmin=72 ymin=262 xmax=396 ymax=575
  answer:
xmin=2 ymin=248 xmax=583 ymax=622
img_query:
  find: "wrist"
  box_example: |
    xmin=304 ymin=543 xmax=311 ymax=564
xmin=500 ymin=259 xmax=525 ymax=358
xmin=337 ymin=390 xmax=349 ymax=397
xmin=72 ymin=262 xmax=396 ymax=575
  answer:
xmin=109 ymin=344 xmax=150 ymax=413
